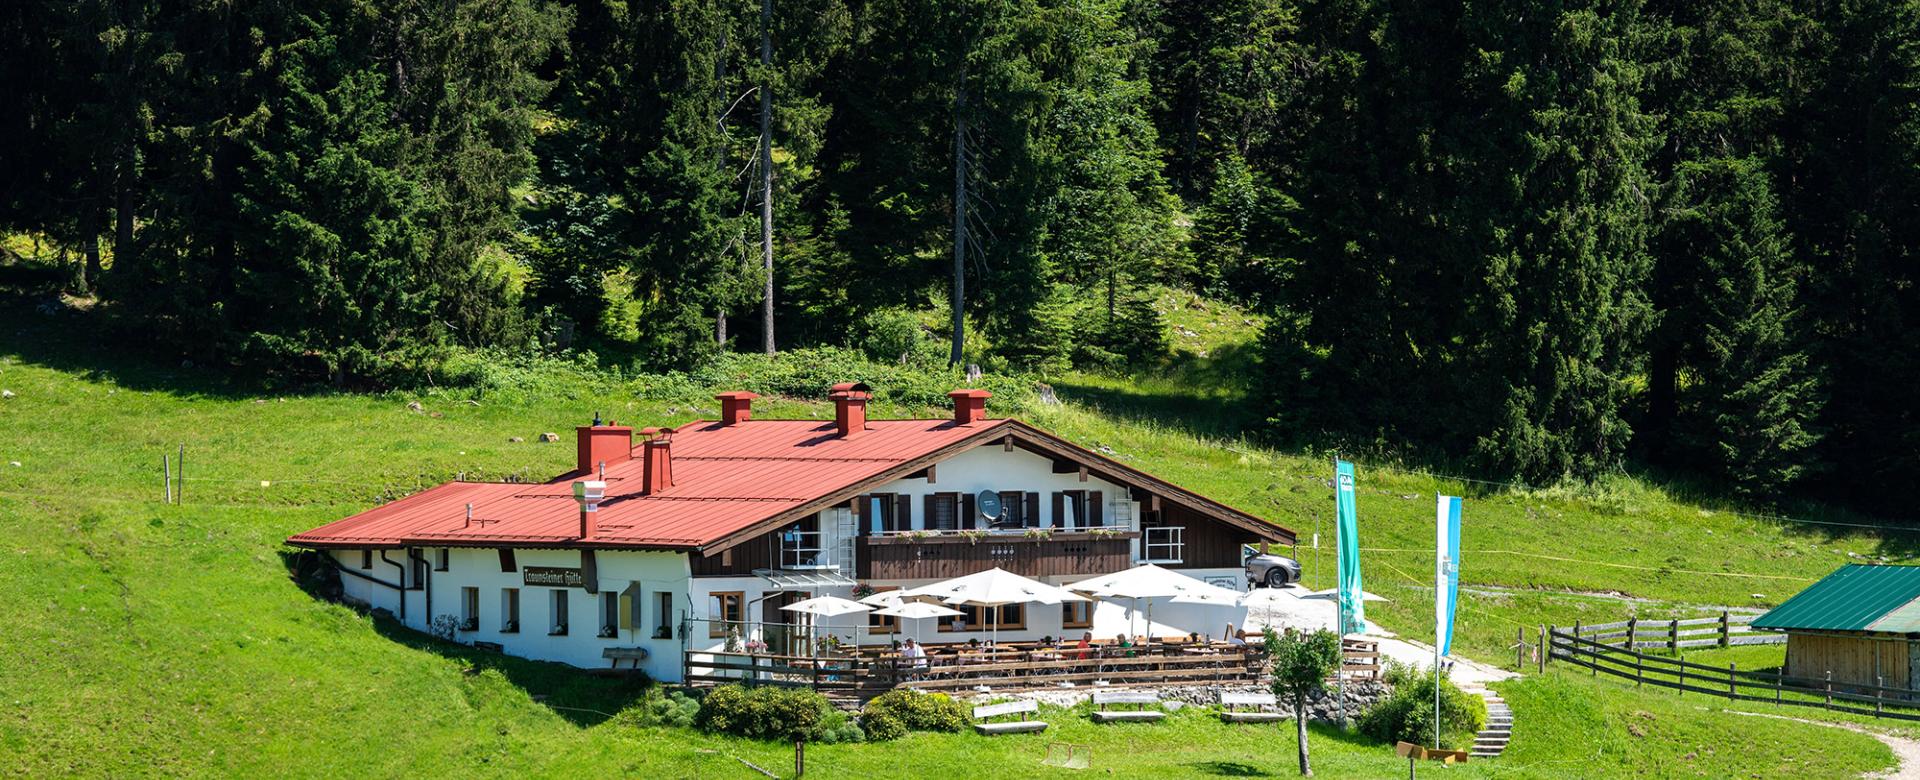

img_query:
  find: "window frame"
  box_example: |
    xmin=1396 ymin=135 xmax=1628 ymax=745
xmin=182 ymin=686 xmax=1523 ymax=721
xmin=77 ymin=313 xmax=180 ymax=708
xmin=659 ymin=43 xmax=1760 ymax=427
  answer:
xmin=925 ymin=492 xmax=960 ymax=531
xmin=599 ymin=592 xmax=619 ymax=638
xmin=360 ymin=549 xmax=373 ymax=569
xmin=654 ymin=592 xmax=675 ymax=639
xmin=865 ymin=587 xmax=901 ymax=631
xmin=435 ymin=547 xmax=450 ymax=571
xmin=708 ymin=591 xmax=744 ymax=638
xmin=776 ymin=516 xmax=828 ymax=569
xmin=459 ymin=587 xmax=479 ymax=631
xmin=549 ymin=589 xmax=569 ymax=636
xmin=1062 ymin=600 xmax=1093 ymax=629
xmin=938 ymin=604 xmax=1025 ymax=632
xmin=501 ymin=588 xmax=521 ymax=633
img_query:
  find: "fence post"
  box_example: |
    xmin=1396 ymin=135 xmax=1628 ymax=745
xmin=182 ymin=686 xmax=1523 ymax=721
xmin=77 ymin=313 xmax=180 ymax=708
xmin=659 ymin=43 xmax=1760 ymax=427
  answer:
xmin=1517 ymin=627 xmax=1525 ymax=670
xmin=1627 ymin=617 xmax=1637 ymax=652
xmin=1669 ymin=619 xmax=1678 ymax=652
xmin=163 ymin=454 xmax=172 ymax=503
xmin=1678 ymin=655 xmax=1685 ymax=697
xmin=1879 ymin=676 xmax=1886 ymax=717
xmin=1538 ymin=625 xmax=1547 ymax=674
xmin=1636 ymin=648 xmax=1644 ymax=688
xmin=1729 ymin=663 xmax=1737 ymax=699
xmin=1826 ymin=670 xmax=1833 ymax=706
xmin=1720 ymin=610 xmax=1730 ymax=649
xmin=1775 ymin=671 xmax=1782 ymax=706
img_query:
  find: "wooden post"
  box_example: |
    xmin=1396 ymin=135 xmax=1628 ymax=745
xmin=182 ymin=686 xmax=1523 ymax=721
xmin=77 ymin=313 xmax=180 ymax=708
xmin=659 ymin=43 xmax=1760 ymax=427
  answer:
xmin=1517 ymin=628 xmax=1525 ymax=670
xmin=1775 ymin=671 xmax=1782 ymax=706
xmin=1678 ymin=655 xmax=1685 ymax=697
xmin=1879 ymin=676 xmax=1886 ymax=716
xmin=1538 ymin=626 xmax=1547 ymax=674
xmin=1719 ymin=610 xmax=1730 ymax=649
xmin=1826 ymin=670 xmax=1833 ymax=706
xmin=1669 ymin=619 xmax=1678 ymax=652
xmin=163 ymin=454 xmax=172 ymax=504
xmin=1729 ymin=663 xmax=1737 ymax=698
xmin=795 ymin=739 xmax=805 ymax=777
xmin=177 ymin=444 xmax=185 ymax=504
xmin=1636 ymin=648 xmax=1644 ymax=688
xmin=1627 ymin=617 xmax=1637 ymax=652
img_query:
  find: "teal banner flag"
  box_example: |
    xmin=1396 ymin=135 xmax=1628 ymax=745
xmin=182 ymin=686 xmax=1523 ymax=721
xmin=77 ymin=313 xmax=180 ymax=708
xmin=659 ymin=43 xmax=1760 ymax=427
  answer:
xmin=1436 ymin=495 xmax=1461 ymax=657
xmin=1335 ymin=460 xmax=1365 ymax=635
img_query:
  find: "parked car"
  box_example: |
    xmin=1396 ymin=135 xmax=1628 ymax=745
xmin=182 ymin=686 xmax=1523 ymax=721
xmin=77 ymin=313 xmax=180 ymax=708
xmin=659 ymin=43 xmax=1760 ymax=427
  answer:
xmin=1245 ymin=551 xmax=1302 ymax=588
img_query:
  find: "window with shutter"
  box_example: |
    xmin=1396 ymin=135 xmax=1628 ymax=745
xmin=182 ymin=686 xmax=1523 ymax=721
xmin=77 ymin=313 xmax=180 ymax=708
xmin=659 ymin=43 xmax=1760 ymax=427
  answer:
xmin=926 ymin=493 xmax=959 ymax=530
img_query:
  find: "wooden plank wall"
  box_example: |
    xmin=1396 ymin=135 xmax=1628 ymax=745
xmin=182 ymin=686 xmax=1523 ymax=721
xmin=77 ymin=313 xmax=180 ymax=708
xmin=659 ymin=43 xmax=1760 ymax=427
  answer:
xmin=859 ymin=536 xmax=1132 ymax=580
xmin=1166 ymin=504 xmax=1264 ymax=569
xmin=1787 ymin=632 xmax=1912 ymax=691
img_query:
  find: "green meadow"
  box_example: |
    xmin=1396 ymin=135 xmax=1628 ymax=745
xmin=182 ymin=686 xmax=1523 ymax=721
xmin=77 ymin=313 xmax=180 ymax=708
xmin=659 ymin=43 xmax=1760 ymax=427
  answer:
xmin=0 ymin=301 xmax=1909 ymax=777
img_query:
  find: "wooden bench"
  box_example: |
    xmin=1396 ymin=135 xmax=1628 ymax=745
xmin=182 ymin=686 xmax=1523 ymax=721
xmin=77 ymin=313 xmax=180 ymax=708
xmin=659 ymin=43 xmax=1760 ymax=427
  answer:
xmin=973 ymin=699 xmax=1048 ymax=735
xmin=472 ymin=641 xmax=504 ymax=653
xmin=1090 ymin=690 xmax=1165 ymax=723
xmin=1219 ymin=691 xmax=1284 ymax=723
xmin=603 ymin=647 xmax=649 ymax=669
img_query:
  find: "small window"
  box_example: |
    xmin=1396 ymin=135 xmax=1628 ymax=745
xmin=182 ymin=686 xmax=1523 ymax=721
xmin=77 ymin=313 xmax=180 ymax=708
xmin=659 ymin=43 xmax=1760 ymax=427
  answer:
xmin=925 ymin=493 xmax=959 ymax=531
xmin=708 ymin=591 xmax=744 ymax=638
xmin=501 ymin=588 xmax=521 ymax=633
xmin=778 ymin=517 xmax=826 ymax=568
xmin=360 ymin=549 xmax=373 ymax=569
xmin=549 ymin=590 xmax=569 ymax=636
xmin=435 ymin=548 xmax=450 ymax=571
xmin=599 ymin=592 xmax=619 ymax=638
xmin=460 ymin=587 xmax=479 ymax=631
xmin=654 ymin=592 xmax=675 ymax=639
xmin=1054 ymin=490 xmax=1104 ymax=529
xmin=1062 ymin=601 xmax=1093 ymax=629
xmin=498 ymin=548 xmax=517 ymax=573
xmin=860 ymin=493 xmax=907 ymax=535
xmin=997 ymin=490 xmax=1031 ymax=528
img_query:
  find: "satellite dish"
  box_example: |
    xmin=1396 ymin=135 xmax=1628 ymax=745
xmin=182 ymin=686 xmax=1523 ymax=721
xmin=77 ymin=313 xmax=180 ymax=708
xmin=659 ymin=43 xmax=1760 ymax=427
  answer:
xmin=977 ymin=490 xmax=1003 ymax=521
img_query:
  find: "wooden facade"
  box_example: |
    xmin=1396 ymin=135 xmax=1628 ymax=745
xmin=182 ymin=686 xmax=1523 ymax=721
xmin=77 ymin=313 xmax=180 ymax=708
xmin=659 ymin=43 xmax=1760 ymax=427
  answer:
xmin=1786 ymin=631 xmax=1915 ymax=692
xmin=1160 ymin=504 xmax=1270 ymax=568
xmin=855 ymin=532 xmax=1136 ymax=580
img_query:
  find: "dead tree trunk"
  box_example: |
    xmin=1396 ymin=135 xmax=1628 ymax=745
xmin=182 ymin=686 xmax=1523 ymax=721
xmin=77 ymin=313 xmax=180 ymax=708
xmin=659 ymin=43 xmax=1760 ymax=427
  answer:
xmin=758 ymin=0 xmax=775 ymax=356
xmin=715 ymin=27 xmax=730 ymax=346
xmin=949 ymin=75 xmax=967 ymax=367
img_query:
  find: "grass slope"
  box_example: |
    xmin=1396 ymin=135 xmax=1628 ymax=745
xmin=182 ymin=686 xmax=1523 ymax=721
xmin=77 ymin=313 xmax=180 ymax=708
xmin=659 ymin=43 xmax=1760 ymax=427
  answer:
xmin=0 ymin=301 xmax=1906 ymax=777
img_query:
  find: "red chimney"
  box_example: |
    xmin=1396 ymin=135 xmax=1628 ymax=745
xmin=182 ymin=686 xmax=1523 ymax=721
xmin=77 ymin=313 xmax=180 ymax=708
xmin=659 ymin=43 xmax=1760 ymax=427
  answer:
xmin=716 ymin=391 xmax=758 ymax=425
xmin=949 ymin=389 xmax=991 ymax=425
xmin=641 ymin=427 xmax=674 ymax=494
xmin=830 ymin=382 xmax=872 ymax=436
xmin=576 ymin=421 xmax=634 ymax=474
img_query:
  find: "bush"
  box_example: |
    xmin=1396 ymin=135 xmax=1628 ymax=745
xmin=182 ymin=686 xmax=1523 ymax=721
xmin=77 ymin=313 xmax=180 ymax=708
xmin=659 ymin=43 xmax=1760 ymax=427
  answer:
xmin=694 ymin=685 xmax=858 ymax=742
xmin=859 ymin=690 xmax=971 ymax=741
xmin=1358 ymin=670 xmax=1487 ymax=750
xmin=615 ymin=689 xmax=700 ymax=729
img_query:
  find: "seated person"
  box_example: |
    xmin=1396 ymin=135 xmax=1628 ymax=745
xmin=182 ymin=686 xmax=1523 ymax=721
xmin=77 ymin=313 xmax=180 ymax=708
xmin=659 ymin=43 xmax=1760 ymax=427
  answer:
xmin=1074 ymin=631 xmax=1094 ymax=660
xmin=900 ymin=637 xmax=928 ymax=673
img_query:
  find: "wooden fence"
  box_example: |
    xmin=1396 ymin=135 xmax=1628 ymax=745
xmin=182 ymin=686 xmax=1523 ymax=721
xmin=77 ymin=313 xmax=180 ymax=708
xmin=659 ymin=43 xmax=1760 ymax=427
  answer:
xmin=683 ymin=645 xmax=1265 ymax=697
xmin=1563 ymin=612 xmax=1783 ymax=653
xmin=1547 ymin=624 xmax=1920 ymax=722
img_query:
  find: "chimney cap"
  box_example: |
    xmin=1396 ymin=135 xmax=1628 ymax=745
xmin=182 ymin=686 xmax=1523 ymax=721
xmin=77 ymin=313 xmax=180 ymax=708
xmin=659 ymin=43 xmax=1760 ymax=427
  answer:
xmin=714 ymin=390 xmax=760 ymax=401
xmin=829 ymin=381 xmax=873 ymax=396
xmin=948 ymin=388 xmax=992 ymax=400
xmin=639 ymin=426 xmax=674 ymax=441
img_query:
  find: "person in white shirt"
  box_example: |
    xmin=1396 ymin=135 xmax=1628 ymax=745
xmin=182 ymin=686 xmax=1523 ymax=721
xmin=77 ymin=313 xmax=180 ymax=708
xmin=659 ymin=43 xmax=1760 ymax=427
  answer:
xmin=901 ymin=637 xmax=928 ymax=675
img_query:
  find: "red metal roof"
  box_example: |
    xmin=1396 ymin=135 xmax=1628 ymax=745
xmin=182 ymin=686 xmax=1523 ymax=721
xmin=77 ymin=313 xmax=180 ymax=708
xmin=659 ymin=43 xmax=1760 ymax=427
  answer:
xmin=288 ymin=417 xmax=1010 ymax=550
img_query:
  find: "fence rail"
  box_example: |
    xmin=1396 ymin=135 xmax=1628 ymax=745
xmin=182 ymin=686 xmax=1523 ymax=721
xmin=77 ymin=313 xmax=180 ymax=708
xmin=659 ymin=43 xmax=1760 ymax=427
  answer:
xmin=1563 ymin=612 xmax=1782 ymax=653
xmin=1547 ymin=622 xmax=1920 ymax=723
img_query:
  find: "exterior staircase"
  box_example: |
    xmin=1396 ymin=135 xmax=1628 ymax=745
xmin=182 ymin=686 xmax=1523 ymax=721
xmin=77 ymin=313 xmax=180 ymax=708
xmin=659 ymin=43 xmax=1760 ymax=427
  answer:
xmin=1469 ymin=689 xmax=1512 ymax=759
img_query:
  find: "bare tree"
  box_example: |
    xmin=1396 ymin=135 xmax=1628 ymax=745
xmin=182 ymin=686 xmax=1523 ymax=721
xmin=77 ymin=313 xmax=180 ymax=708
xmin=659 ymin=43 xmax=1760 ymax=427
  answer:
xmin=949 ymin=73 xmax=967 ymax=366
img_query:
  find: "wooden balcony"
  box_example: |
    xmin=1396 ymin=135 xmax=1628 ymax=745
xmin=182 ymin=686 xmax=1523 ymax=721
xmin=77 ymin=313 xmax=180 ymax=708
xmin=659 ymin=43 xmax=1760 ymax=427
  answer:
xmin=855 ymin=530 xmax=1139 ymax=580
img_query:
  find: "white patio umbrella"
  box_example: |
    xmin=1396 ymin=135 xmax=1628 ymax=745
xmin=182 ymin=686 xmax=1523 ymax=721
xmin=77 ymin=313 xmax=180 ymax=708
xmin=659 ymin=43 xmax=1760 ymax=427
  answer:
xmin=781 ymin=596 xmax=873 ymax=656
xmin=872 ymin=600 xmax=965 ymax=644
xmin=1067 ymin=564 xmax=1244 ymax=641
xmin=902 ymin=567 xmax=1086 ymax=647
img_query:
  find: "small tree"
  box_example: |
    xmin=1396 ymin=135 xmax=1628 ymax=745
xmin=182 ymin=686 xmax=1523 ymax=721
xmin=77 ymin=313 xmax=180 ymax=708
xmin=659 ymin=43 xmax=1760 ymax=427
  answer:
xmin=1268 ymin=629 xmax=1343 ymax=776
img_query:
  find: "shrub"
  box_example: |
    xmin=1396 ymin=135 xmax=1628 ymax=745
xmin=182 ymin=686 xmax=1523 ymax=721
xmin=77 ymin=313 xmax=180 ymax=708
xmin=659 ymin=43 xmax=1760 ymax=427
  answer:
xmin=694 ymin=685 xmax=856 ymax=742
xmin=1358 ymin=670 xmax=1487 ymax=750
xmin=615 ymin=689 xmax=699 ymax=729
xmin=859 ymin=690 xmax=970 ymax=741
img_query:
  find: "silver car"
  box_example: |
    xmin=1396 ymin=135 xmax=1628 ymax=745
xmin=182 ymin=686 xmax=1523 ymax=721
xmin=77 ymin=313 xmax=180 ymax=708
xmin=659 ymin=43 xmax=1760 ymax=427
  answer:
xmin=1245 ymin=551 xmax=1302 ymax=588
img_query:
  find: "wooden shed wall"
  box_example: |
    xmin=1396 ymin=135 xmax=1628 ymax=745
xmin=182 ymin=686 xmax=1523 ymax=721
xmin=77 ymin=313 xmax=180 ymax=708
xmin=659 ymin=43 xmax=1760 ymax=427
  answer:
xmin=1786 ymin=632 xmax=1911 ymax=691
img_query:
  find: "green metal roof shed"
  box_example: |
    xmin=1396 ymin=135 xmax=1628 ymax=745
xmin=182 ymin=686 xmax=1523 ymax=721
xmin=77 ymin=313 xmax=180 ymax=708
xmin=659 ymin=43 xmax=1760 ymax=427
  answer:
xmin=1752 ymin=564 xmax=1920 ymax=634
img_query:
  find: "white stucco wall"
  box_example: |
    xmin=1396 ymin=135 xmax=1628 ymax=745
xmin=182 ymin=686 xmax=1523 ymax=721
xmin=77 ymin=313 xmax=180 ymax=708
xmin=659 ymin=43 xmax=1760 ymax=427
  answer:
xmin=331 ymin=547 xmax=692 ymax=681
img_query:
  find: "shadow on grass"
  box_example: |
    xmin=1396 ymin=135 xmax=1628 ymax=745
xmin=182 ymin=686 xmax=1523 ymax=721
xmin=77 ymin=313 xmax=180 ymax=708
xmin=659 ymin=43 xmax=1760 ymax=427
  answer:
xmin=1181 ymin=760 xmax=1277 ymax=776
xmin=0 ymin=289 xmax=306 ymax=399
xmin=280 ymin=549 xmax=651 ymax=728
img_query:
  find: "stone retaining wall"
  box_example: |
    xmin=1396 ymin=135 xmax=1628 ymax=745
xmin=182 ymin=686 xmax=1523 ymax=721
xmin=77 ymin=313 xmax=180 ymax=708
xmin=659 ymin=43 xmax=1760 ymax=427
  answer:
xmin=976 ymin=680 xmax=1391 ymax=723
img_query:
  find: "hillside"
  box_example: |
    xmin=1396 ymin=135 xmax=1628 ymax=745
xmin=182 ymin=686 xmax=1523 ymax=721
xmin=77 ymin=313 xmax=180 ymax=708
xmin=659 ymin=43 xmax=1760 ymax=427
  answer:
xmin=0 ymin=300 xmax=1910 ymax=777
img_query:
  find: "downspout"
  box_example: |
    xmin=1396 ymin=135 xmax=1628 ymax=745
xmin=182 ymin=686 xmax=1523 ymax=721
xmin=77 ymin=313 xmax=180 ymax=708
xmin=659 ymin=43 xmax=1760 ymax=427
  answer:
xmin=331 ymin=555 xmax=405 ymax=593
xmin=409 ymin=548 xmax=432 ymax=624
xmin=380 ymin=550 xmax=409 ymax=621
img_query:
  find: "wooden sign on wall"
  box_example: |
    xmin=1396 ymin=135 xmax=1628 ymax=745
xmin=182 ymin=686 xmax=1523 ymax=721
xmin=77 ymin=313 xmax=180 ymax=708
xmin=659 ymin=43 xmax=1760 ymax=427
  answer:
xmin=523 ymin=566 xmax=585 ymax=588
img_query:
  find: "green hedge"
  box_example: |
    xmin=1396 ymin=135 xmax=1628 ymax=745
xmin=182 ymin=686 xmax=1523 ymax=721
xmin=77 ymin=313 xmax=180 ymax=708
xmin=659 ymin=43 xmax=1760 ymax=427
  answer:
xmin=693 ymin=685 xmax=863 ymax=743
xmin=1358 ymin=671 xmax=1487 ymax=750
xmin=859 ymin=690 xmax=971 ymax=741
